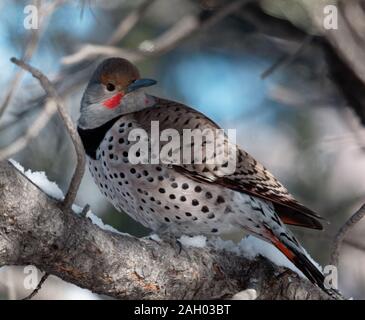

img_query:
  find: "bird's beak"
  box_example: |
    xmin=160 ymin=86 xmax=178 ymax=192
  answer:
xmin=127 ymin=78 xmax=157 ymax=93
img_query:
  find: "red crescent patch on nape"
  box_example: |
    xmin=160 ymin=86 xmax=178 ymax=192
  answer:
xmin=103 ymin=93 xmax=124 ymax=109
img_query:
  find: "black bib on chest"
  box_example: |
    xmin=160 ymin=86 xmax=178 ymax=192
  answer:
xmin=77 ymin=116 xmax=122 ymax=160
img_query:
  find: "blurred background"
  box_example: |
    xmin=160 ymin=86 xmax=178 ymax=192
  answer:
xmin=1 ymin=0 xmax=365 ymax=299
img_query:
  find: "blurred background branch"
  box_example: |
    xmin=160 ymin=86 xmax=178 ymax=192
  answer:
xmin=331 ymin=203 xmax=365 ymax=267
xmin=0 ymin=0 xmax=67 ymax=119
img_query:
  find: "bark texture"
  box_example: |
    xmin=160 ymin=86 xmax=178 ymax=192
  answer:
xmin=0 ymin=161 xmax=330 ymax=300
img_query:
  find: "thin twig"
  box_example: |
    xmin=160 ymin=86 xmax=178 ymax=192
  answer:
xmin=62 ymin=45 xmax=145 ymax=65
xmin=0 ymin=100 xmax=57 ymax=161
xmin=107 ymin=0 xmax=157 ymax=45
xmin=10 ymin=57 xmax=86 ymax=210
xmin=330 ymin=203 xmax=365 ymax=267
xmin=22 ymin=272 xmax=49 ymax=300
xmin=0 ymin=71 xmax=28 ymax=120
xmin=139 ymin=14 xmax=200 ymax=54
xmin=261 ymin=35 xmax=313 ymax=79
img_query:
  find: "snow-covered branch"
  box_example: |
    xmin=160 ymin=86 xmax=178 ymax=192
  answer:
xmin=0 ymin=161 xmax=331 ymax=300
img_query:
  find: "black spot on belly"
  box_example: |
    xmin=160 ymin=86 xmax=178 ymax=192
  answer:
xmin=216 ymin=195 xmax=225 ymax=204
xmin=194 ymin=186 xmax=202 ymax=193
xmin=224 ymin=206 xmax=233 ymax=214
xmin=201 ymin=206 xmax=209 ymax=213
xmin=205 ymin=192 xmax=213 ymax=199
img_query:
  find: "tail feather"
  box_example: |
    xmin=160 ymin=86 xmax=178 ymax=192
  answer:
xmin=270 ymin=235 xmax=344 ymax=300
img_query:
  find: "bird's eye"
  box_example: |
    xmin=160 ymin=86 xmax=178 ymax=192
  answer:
xmin=106 ymin=83 xmax=115 ymax=91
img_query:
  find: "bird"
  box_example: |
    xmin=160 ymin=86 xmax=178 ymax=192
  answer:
xmin=77 ymin=57 xmax=340 ymax=298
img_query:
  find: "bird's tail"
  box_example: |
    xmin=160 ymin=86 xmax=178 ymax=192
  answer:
xmin=267 ymin=230 xmax=344 ymax=300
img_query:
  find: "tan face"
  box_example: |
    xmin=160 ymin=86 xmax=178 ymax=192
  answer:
xmin=96 ymin=58 xmax=141 ymax=109
xmin=78 ymin=57 xmax=156 ymax=129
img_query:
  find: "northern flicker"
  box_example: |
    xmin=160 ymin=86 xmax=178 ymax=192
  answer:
xmin=77 ymin=57 xmax=339 ymax=298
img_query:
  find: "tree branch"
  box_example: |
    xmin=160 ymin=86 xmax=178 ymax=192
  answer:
xmin=331 ymin=203 xmax=365 ymax=267
xmin=0 ymin=161 xmax=331 ymax=300
xmin=10 ymin=57 xmax=85 ymax=210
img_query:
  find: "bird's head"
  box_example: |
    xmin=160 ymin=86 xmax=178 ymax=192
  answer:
xmin=78 ymin=57 xmax=157 ymax=129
